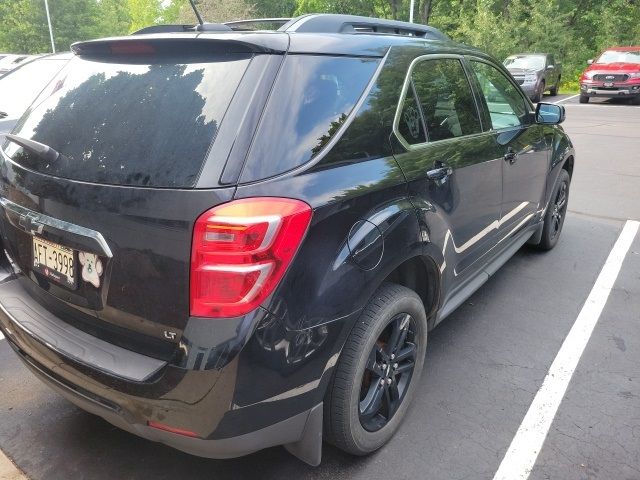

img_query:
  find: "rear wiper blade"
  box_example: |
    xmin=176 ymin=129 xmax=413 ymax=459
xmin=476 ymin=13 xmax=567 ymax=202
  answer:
xmin=4 ymin=133 xmax=60 ymax=163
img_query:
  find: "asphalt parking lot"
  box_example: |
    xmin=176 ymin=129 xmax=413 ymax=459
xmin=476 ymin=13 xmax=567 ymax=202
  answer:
xmin=0 ymin=93 xmax=638 ymax=480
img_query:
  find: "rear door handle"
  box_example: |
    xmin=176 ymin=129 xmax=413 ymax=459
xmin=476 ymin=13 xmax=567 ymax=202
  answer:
xmin=426 ymin=164 xmax=453 ymax=185
xmin=504 ymin=149 xmax=518 ymax=164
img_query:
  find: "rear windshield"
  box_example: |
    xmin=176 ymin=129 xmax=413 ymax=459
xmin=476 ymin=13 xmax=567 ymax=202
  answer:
xmin=239 ymin=55 xmax=380 ymax=183
xmin=0 ymin=58 xmax=68 ymax=118
xmin=3 ymin=53 xmax=251 ymax=187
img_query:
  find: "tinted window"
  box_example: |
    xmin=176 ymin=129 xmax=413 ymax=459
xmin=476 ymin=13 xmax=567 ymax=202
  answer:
xmin=470 ymin=61 xmax=528 ymax=130
xmin=4 ymin=54 xmax=251 ymax=187
xmin=412 ymin=58 xmax=481 ymax=142
xmin=397 ymin=82 xmax=427 ymax=145
xmin=0 ymin=59 xmax=67 ymax=118
xmin=240 ymin=55 xmax=379 ymax=182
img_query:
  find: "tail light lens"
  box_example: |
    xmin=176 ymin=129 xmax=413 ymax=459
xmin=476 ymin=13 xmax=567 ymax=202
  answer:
xmin=190 ymin=197 xmax=312 ymax=318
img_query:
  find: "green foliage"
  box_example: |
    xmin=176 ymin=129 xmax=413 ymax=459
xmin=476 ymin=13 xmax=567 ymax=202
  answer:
xmin=0 ymin=0 xmax=638 ymax=89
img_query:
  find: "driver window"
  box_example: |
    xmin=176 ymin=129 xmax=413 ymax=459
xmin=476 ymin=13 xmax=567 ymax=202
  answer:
xmin=469 ymin=61 xmax=528 ymax=130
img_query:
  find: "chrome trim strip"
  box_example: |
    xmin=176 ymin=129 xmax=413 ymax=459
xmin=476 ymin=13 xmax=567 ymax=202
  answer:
xmin=0 ymin=197 xmax=113 ymax=258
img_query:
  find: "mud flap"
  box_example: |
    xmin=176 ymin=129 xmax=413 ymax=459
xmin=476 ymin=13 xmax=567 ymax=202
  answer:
xmin=284 ymin=403 xmax=323 ymax=466
xmin=526 ymin=220 xmax=544 ymax=246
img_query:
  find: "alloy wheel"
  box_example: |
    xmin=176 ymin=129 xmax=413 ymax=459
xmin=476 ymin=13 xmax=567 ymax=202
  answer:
xmin=551 ymin=181 xmax=568 ymax=238
xmin=359 ymin=313 xmax=418 ymax=432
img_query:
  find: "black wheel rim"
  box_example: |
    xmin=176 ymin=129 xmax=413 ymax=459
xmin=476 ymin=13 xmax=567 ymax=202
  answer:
xmin=551 ymin=181 xmax=568 ymax=239
xmin=359 ymin=313 xmax=418 ymax=432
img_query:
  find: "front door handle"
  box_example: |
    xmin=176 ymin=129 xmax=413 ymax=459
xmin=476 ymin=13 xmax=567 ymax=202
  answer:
xmin=426 ymin=164 xmax=453 ymax=185
xmin=504 ymin=148 xmax=518 ymax=164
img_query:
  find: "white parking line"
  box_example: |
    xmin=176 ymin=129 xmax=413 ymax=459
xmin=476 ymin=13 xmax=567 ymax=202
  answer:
xmin=553 ymin=94 xmax=579 ymax=104
xmin=493 ymin=219 xmax=640 ymax=480
xmin=563 ymin=103 xmax=640 ymax=108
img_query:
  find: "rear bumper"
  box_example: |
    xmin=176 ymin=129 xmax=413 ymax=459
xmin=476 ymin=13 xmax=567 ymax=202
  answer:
xmin=10 ymin=346 xmax=321 ymax=462
xmin=0 ymin=275 xmax=340 ymax=464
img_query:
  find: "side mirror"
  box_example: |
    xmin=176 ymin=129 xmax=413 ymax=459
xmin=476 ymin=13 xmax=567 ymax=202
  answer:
xmin=536 ymin=103 xmax=565 ymax=125
xmin=546 ymin=65 xmax=554 ymax=70
xmin=587 ymin=59 xmax=594 ymax=65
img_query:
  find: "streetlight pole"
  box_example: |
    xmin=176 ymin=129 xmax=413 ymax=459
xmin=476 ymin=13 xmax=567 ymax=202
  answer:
xmin=44 ymin=0 xmax=55 ymax=53
xmin=409 ymin=0 xmax=415 ymax=23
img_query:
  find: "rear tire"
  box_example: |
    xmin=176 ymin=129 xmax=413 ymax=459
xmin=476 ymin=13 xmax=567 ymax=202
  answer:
xmin=579 ymin=95 xmax=589 ymax=104
xmin=534 ymin=169 xmax=570 ymax=251
xmin=550 ymin=79 xmax=560 ymax=96
xmin=324 ymin=283 xmax=427 ymax=456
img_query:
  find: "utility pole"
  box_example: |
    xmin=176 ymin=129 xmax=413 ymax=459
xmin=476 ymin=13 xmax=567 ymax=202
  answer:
xmin=409 ymin=0 xmax=415 ymax=22
xmin=44 ymin=0 xmax=56 ymax=53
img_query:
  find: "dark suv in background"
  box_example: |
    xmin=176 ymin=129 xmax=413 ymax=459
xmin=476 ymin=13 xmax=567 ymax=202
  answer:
xmin=0 ymin=14 xmax=574 ymax=466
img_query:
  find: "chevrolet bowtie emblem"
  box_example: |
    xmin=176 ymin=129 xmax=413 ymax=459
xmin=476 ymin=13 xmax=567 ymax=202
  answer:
xmin=19 ymin=213 xmax=44 ymax=235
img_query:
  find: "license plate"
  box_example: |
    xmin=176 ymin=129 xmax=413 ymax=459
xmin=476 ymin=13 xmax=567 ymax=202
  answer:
xmin=604 ymin=82 xmax=614 ymax=87
xmin=32 ymin=236 xmax=77 ymax=288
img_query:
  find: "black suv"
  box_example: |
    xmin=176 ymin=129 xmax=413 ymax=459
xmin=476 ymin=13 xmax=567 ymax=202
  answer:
xmin=0 ymin=14 xmax=574 ymax=466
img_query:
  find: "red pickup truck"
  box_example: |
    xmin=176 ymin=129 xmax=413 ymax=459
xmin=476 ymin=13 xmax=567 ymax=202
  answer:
xmin=579 ymin=46 xmax=640 ymax=104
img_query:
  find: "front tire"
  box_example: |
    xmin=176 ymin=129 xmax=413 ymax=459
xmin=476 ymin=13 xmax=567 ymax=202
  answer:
xmin=534 ymin=169 xmax=570 ymax=251
xmin=579 ymin=94 xmax=590 ymax=104
xmin=324 ymin=283 xmax=427 ymax=456
xmin=550 ymin=78 xmax=560 ymax=96
xmin=532 ymin=81 xmax=545 ymax=103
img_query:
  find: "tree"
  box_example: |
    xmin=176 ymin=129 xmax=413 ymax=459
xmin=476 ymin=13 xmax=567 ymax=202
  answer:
xmin=0 ymin=0 xmax=102 ymax=53
xmin=165 ymin=0 xmax=255 ymax=24
xmin=127 ymin=0 xmax=163 ymax=32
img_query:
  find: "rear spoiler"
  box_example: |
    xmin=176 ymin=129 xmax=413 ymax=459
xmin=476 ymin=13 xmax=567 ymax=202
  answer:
xmin=71 ymin=34 xmax=289 ymax=56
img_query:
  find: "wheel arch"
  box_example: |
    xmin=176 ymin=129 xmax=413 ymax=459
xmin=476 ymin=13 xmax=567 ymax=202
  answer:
xmin=381 ymin=255 xmax=441 ymax=329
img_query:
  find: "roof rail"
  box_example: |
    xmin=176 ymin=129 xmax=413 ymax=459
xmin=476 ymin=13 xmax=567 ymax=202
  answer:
xmin=224 ymin=18 xmax=291 ymax=31
xmin=279 ymin=14 xmax=449 ymax=41
xmin=132 ymin=23 xmax=232 ymax=35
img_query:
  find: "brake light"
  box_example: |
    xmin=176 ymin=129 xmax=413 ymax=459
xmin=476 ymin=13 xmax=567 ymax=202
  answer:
xmin=190 ymin=198 xmax=312 ymax=318
xmin=109 ymin=42 xmax=156 ymax=55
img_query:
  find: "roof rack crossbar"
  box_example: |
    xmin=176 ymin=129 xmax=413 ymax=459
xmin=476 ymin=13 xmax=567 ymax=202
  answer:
xmin=132 ymin=23 xmax=232 ymax=35
xmin=279 ymin=14 xmax=449 ymax=41
xmin=224 ymin=18 xmax=291 ymax=31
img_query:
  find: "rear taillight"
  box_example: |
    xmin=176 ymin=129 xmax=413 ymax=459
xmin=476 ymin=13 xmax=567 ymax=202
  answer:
xmin=190 ymin=197 xmax=312 ymax=318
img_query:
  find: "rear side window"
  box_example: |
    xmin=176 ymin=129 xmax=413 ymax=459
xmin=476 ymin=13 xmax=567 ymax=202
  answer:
xmin=411 ymin=58 xmax=482 ymax=142
xmin=4 ymin=54 xmax=251 ymax=187
xmin=239 ymin=55 xmax=380 ymax=183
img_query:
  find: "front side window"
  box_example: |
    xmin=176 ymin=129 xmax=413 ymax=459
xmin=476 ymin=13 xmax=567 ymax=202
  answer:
xmin=470 ymin=61 xmax=528 ymax=130
xmin=411 ymin=58 xmax=482 ymax=142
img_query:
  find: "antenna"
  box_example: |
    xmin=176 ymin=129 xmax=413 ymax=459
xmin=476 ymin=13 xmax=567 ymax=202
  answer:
xmin=188 ymin=0 xmax=204 ymax=26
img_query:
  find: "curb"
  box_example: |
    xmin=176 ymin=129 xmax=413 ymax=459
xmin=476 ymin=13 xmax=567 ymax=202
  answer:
xmin=0 ymin=450 xmax=26 ymax=480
